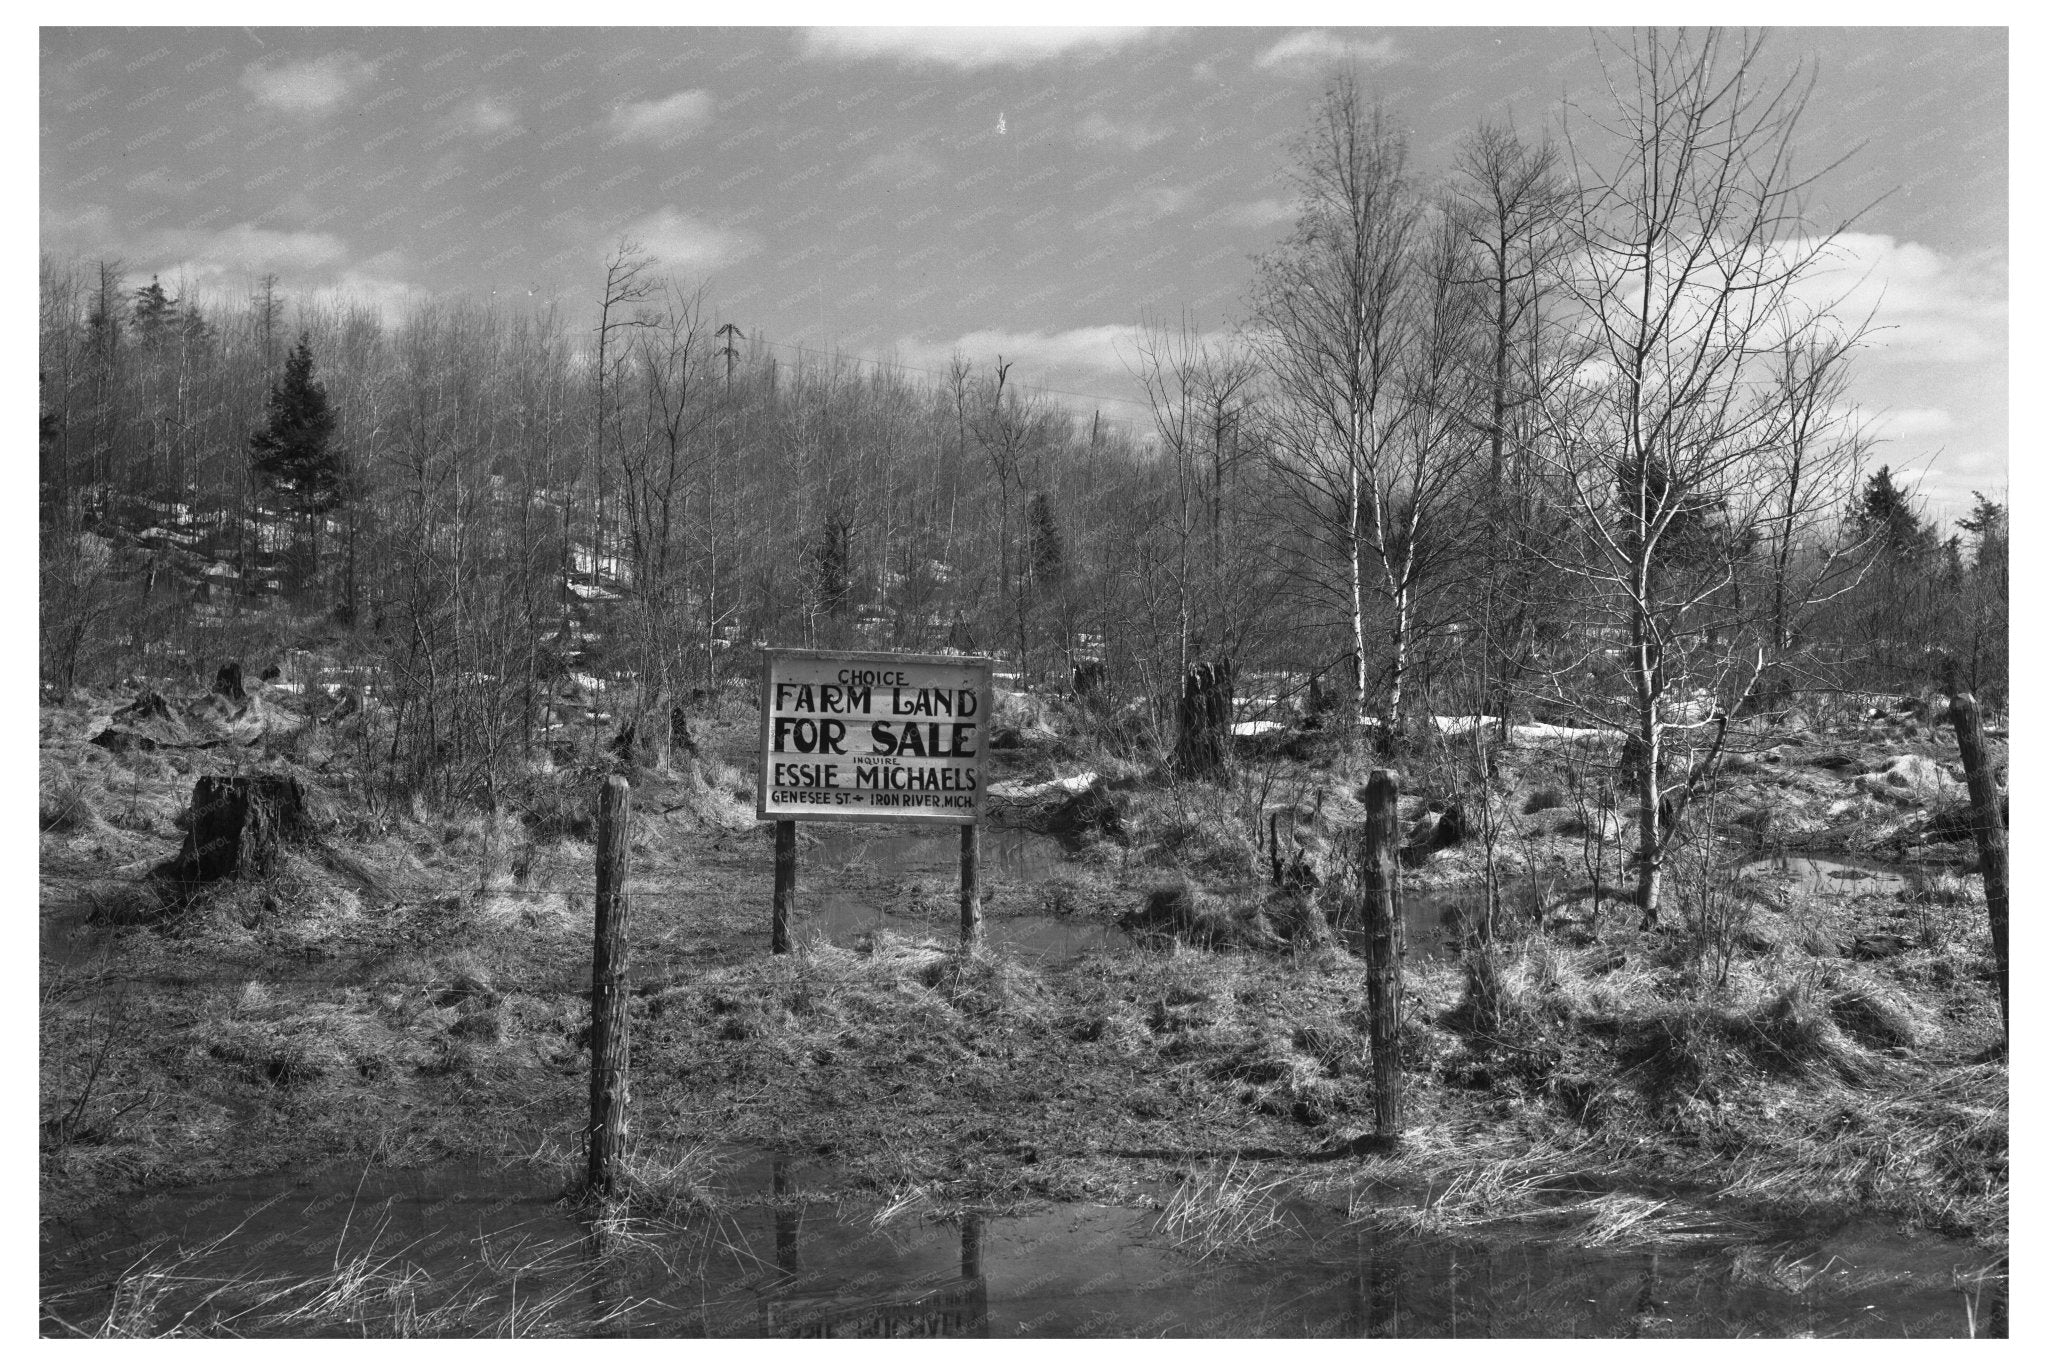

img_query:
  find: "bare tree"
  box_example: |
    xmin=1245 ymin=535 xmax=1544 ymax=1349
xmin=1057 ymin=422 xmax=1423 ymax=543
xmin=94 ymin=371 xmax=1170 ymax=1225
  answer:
xmin=617 ymin=277 xmax=712 ymax=769
xmin=1130 ymin=315 xmax=1262 ymax=681
xmin=1447 ymin=123 xmax=1576 ymax=738
xmin=1255 ymin=76 xmax=1483 ymax=754
xmin=1537 ymin=27 xmax=1866 ymax=924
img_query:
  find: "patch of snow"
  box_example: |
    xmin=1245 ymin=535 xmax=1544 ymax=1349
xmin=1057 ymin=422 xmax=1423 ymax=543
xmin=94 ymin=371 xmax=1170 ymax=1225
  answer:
xmin=1232 ymin=720 xmax=1286 ymax=737
xmin=1431 ymin=715 xmax=1501 ymax=737
xmin=989 ymin=771 xmax=1099 ymax=800
xmin=1512 ymin=723 xmax=1618 ymax=746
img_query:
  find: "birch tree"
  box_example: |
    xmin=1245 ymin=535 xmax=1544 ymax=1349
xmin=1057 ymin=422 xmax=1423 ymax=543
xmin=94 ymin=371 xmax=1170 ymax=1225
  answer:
xmin=1254 ymin=76 xmax=1479 ymax=755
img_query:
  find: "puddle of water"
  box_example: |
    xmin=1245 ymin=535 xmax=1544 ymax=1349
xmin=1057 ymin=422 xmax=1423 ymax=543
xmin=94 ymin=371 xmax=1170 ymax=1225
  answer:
xmin=1328 ymin=882 xmax=1547 ymax=964
xmin=802 ymin=827 xmax=1517 ymax=965
xmin=41 ymin=899 xmax=107 ymax=969
xmin=804 ymin=826 xmax=1125 ymax=963
xmin=41 ymin=1157 xmax=1997 ymax=1338
xmin=1737 ymin=854 xmax=1908 ymax=896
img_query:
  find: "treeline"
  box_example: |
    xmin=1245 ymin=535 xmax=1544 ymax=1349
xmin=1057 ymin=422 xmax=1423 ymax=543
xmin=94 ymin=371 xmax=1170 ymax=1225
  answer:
xmin=40 ymin=31 xmax=2004 ymax=915
xmin=37 ymin=253 xmax=1290 ymax=800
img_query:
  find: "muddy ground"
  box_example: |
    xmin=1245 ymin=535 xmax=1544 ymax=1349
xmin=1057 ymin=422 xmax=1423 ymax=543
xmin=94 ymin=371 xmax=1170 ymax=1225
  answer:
xmin=39 ymin=672 xmax=2007 ymax=1331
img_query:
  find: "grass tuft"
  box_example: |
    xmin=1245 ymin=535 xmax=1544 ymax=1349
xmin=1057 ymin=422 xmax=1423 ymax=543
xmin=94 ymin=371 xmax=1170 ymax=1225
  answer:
xmin=1156 ymin=1158 xmax=1291 ymax=1258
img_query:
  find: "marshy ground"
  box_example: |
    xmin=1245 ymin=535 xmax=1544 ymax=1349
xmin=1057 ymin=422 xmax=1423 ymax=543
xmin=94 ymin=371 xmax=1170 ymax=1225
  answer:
xmin=39 ymin=668 xmax=2007 ymax=1336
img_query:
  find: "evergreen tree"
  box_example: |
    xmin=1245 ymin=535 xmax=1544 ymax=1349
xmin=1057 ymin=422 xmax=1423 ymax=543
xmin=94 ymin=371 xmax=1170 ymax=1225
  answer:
xmin=131 ymin=275 xmax=177 ymax=344
xmin=815 ymin=516 xmax=854 ymax=620
xmin=1851 ymin=465 xmax=1936 ymax=564
xmin=249 ymin=332 xmax=341 ymax=595
xmin=1027 ymin=489 xmax=1063 ymax=584
xmin=176 ymin=299 xmax=213 ymax=347
xmin=1959 ymin=493 xmax=2007 ymax=573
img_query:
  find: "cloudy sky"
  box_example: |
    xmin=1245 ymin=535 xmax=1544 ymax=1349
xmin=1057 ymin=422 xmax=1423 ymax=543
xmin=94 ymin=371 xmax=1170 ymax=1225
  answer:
xmin=38 ymin=23 xmax=2007 ymax=519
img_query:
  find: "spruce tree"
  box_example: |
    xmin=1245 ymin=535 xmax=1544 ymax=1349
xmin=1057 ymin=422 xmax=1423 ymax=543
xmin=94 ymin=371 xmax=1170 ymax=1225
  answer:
xmin=249 ymin=332 xmax=340 ymax=596
xmin=1027 ymin=490 xmax=1064 ymax=584
xmin=131 ymin=275 xmax=177 ymax=344
xmin=815 ymin=517 xmax=853 ymax=620
xmin=1851 ymin=465 xmax=1936 ymax=565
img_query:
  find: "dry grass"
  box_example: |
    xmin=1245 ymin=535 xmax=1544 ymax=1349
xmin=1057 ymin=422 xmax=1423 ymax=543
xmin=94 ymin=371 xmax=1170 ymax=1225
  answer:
xmin=1156 ymin=1157 xmax=1292 ymax=1258
xmin=1718 ymin=1060 xmax=2007 ymax=1236
xmin=53 ymin=1216 xmax=626 ymax=1338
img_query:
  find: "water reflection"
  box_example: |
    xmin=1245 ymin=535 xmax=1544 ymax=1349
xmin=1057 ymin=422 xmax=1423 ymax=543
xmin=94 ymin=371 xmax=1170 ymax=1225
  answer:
xmin=807 ymin=826 xmax=1124 ymax=962
xmin=1738 ymin=852 xmax=1908 ymax=895
xmin=41 ymin=1157 xmax=1992 ymax=1338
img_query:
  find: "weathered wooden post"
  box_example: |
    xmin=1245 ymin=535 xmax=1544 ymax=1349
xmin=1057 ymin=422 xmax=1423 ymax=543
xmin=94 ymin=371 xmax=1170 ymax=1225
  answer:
xmin=1362 ymin=768 xmax=1404 ymax=1143
xmin=772 ymin=819 xmax=796 ymax=954
xmin=773 ymin=1157 xmax=800 ymax=1275
xmin=1944 ymin=667 xmax=2008 ymax=1037
xmin=960 ymin=1212 xmax=988 ymax=1335
xmin=960 ymin=821 xmax=982 ymax=949
xmin=587 ymin=775 xmax=633 ymax=1199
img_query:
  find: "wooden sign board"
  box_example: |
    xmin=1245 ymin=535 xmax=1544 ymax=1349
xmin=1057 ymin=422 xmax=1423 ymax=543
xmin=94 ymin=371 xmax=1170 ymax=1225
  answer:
xmin=763 ymin=1275 xmax=988 ymax=1338
xmin=756 ymin=648 xmax=995 ymax=824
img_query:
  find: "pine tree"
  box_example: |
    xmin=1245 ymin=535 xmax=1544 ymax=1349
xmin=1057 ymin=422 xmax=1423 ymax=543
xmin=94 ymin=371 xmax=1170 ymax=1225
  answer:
xmin=249 ymin=332 xmax=341 ymax=596
xmin=131 ymin=275 xmax=177 ymax=344
xmin=1027 ymin=490 xmax=1063 ymax=584
xmin=1959 ymin=493 xmax=2007 ymax=573
xmin=1851 ymin=465 xmax=1936 ymax=565
xmin=815 ymin=516 xmax=854 ymax=620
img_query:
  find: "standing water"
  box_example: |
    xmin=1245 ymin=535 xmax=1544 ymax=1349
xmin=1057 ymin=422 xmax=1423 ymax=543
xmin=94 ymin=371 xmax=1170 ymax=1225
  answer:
xmin=40 ymin=1156 xmax=1998 ymax=1337
xmin=806 ymin=825 xmax=1125 ymax=961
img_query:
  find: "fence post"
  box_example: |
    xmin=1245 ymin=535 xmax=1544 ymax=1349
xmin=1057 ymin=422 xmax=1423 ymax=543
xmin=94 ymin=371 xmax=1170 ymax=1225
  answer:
xmin=587 ymin=775 xmax=633 ymax=1199
xmin=1944 ymin=670 xmax=2008 ymax=1038
xmin=1363 ymin=768 xmax=1404 ymax=1144
xmin=773 ymin=819 xmax=796 ymax=954
xmin=960 ymin=821 xmax=982 ymax=949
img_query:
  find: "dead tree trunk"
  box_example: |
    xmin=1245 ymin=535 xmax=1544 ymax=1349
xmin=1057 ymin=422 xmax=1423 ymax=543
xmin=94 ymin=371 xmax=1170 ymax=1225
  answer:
xmin=587 ymin=775 xmax=633 ymax=1199
xmin=1174 ymin=659 xmax=1234 ymax=783
xmin=1944 ymin=665 xmax=2008 ymax=1039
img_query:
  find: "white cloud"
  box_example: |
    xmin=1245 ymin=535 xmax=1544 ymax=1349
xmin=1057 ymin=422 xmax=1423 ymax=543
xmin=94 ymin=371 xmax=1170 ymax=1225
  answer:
xmin=1790 ymin=233 xmax=2006 ymax=367
xmin=894 ymin=325 xmax=1155 ymax=379
xmin=802 ymin=27 xmax=1152 ymax=69
xmin=609 ymin=90 xmax=715 ymax=143
xmin=1875 ymin=407 xmax=1956 ymax=439
xmin=467 ymin=98 xmax=517 ymax=135
xmin=1075 ymin=112 xmax=1172 ymax=152
xmin=307 ymin=271 xmax=426 ymax=324
xmin=40 ymin=203 xmax=116 ymax=249
xmin=860 ymin=146 xmax=943 ymax=184
xmin=1217 ymin=197 xmax=1294 ymax=230
xmin=1256 ymin=29 xmax=1399 ymax=71
xmin=150 ymin=224 xmax=353 ymax=281
xmin=623 ymin=209 xmax=757 ymax=272
xmin=240 ymin=52 xmax=379 ymax=113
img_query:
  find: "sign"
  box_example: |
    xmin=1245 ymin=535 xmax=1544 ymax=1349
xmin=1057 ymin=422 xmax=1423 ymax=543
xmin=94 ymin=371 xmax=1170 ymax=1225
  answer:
xmin=763 ymin=1276 xmax=988 ymax=1338
xmin=756 ymin=648 xmax=995 ymax=824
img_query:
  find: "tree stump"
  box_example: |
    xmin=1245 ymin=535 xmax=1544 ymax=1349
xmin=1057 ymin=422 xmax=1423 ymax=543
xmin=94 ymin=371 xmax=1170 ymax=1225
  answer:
xmin=213 ymin=661 xmax=247 ymax=703
xmin=1174 ymin=659 xmax=1234 ymax=783
xmin=1304 ymin=671 xmax=1336 ymax=731
xmin=157 ymin=774 xmax=308 ymax=883
xmin=90 ymin=690 xmax=180 ymax=753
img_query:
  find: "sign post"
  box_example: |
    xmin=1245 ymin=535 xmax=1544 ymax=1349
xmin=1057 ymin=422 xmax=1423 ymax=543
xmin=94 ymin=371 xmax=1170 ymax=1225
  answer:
xmin=757 ymin=648 xmax=996 ymax=951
